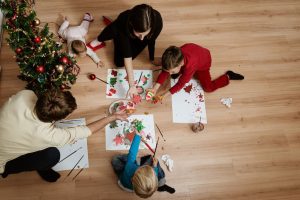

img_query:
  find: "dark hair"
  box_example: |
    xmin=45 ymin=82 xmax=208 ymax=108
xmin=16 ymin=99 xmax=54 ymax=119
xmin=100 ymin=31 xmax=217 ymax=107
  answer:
xmin=35 ymin=89 xmax=77 ymax=122
xmin=128 ymin=4 xmax=154 ymax=39
xmin=162 ymin=46 xmax=184 ymax=70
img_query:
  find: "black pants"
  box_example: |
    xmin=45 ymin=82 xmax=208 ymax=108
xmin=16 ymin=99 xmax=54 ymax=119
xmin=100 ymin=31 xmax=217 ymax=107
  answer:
xmin=97 ymin=23 xmax=148 ymax=67
xmin=1 ymin=147 xmax=60 ymax=178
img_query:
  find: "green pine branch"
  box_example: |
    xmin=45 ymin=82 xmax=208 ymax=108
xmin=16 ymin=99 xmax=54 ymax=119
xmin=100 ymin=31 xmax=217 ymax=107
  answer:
xmin=0 ymin=0 xmax=79 ymax=94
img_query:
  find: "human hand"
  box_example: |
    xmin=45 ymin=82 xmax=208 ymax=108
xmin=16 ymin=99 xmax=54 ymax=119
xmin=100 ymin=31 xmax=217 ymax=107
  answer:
xmin=151 ymin=57 xmax=161 ymax=66
xmin=146 ymin=88 xmax=157 ymax=96
xmin=127 ymin=85 xmax=138 ymax=99
xmin=152 ymin=156 xmax=158 ymax=167
xmin=152 ymin=95 xmax=163 ymax=104
xmin=113 ymin=110 xmax=129 ymax=121
xmin=97 ymin=61 xmax=105 ymax=68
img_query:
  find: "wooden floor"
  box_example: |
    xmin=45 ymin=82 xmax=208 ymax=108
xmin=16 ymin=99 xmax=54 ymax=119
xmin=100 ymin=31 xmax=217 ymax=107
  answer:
xmin=1 ymin=0 xmax=300 ymax=199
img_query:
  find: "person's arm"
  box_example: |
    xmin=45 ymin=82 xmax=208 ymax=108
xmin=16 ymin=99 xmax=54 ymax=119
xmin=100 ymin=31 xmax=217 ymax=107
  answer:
xmin=148 ymin=10 xmax=163 ymax=62
xmin=126 ymin=134 xmax=141 ymax=163
xmin=119 ymin=134 xmax=141 ymax=189
xmin=86 ymin=47 xmax=104 ymax=67
xmin=148 ymin=40 xmax=155 ymax=62
xmin=169 ymin=72 xmax=193 ymax=94
xmin=58 ymin=19 xmax=69 ymax=39
xmin=87 ymin=111 xmax=128 ymax=134
xmin=124 ymin=57 xmax=138 ymax=98
xmin=156 ymin=70 xmax=170 ymax=86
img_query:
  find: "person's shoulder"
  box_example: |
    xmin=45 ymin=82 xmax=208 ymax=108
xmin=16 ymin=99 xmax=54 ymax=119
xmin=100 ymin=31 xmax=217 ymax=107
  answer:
xmin=152 ymin=9 xmax=162 ymax=20
xmin=181 ymin=43 xmax=207 ymax=51
xmin=9 ymin=90 xmax=36 ymax=102
xmin=19 ymin=89 xmax=35 ymax=96
xmin=117 ymin=9 xmax=131 ymax=20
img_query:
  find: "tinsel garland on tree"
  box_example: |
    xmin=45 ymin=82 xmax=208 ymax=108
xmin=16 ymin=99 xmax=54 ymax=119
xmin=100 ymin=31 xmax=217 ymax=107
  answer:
xmin=0 ymin=0 xmax=80 ymax=94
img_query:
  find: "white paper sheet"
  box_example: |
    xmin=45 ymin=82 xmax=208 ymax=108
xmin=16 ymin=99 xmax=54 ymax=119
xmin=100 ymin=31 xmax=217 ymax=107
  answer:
xmin=106 ymin=69 xmax=153 ymax=99
xmin=53 ymin=118 xmax=89 ymax=171
xmin=105 ymin=115 xmax=156 ymax=151
xmin=171 ymin=78 xmax=207 ymax=124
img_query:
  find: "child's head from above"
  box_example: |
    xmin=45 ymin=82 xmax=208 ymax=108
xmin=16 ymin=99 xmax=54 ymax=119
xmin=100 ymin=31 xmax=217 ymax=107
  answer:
xmin=162 ymin=46 xmax=184 ymax=74
xmin=71 ymin=40 xmax=87 ymax=57
xmin=132 ymin=165 xmax=158 ymax=198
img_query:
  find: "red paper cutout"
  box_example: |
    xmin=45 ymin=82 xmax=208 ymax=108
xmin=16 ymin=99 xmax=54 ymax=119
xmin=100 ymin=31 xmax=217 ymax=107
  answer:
xmin=111 ymin=70 xmax=118 ymax=77
xmin=184 ymin=84 xmax=193 ymax=94
xmin=109 ymin=88 xmax=116 ymax=94
xmin=132 ymin=95 xmax=142 ymax=104
xmin=113 ymin=135 xmax=123 ymax=145
xmin=125 ymin=132 xmax=135 ymax=142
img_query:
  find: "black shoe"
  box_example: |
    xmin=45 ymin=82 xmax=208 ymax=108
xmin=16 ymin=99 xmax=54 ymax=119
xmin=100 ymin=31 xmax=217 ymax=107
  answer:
xmin=158 ymin=184 xmax=176 ymax=194
xmin=226 ymin=70 xmax=244 ymax=80
xmin=37 ymin=169 xmax=60 ymax=182
xmin=1 ymin=172 xmax=8 ymax=178
xmin=171 ymin=73 xmax=180 ymax=79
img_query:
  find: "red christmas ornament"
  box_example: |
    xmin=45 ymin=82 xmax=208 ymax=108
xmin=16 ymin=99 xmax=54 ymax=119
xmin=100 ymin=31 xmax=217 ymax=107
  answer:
xmin=11 ymin=14 xmax=17 ymax=21
xmin=34 ymin=37 xmax=41 ymax=44
xmin=36 ymin=65 xmax=45 ymax=73
xmin=89 ymin=74 xmax=96 ymax=80
xmin=60 ymin=56 xmax=69 ymax=64
xmin=15 ymin=47 xmax=22 ymax=54
xmin=7 ymin=19 xmax=16 ymax=29
xmin=60 ymin=84 xmax=66 ymax=90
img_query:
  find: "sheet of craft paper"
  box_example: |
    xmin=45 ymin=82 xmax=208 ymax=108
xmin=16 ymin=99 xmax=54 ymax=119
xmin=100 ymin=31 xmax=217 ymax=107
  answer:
xmin=53 ymin=118 xmax=89 ymax=171
xmin=105 ymin=115 xmax=156 ymax=151
xmin=106 ymin=69 xmax=153 ymax=99
xmin=171 ymin=78 xmax=207 ymax=124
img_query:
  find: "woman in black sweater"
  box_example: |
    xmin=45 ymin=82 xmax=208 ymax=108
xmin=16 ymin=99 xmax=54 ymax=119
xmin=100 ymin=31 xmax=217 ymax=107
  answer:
xmin=88 ymin=4 xmax=163 ymax=98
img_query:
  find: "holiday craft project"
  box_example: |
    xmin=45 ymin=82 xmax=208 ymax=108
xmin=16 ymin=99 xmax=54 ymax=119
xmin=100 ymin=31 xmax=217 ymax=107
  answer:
xmin=108 ymin=99 xmax=136 ymax=115
xmin=106 ymin=69 xmax=153 ymax=99
xmin=105 ymin=115 xmax=156 ymax=150
xmin=171 ymin=78 xmax=207 ymax=123
xmin=53 ymin=118 xmax=89 ymax=171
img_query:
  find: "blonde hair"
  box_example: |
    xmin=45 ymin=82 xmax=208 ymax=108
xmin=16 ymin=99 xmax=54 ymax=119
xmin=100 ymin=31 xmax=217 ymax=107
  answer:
xmin=132 ymin=165 xmax=158 ymax=198
xmin=71 ymin=40 xmax=87 ymax=55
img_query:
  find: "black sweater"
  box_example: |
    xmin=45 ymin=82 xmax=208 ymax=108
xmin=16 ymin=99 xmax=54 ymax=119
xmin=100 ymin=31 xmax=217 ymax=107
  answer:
xmin=99 ymin=9 xmax=163 ymax=61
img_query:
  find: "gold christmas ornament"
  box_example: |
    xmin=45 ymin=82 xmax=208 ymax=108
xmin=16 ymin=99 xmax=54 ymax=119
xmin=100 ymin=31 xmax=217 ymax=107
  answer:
xmin=33 ymin=18 xmax=41 ymax=26
xmin=56 ymin=65 xmax=64 ymax=73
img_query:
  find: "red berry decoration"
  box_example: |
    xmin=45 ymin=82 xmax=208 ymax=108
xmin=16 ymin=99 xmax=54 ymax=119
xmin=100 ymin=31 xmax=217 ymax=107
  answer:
xmin=15 ymin=47 xmax=22 ymax=54
xmin=34 ymin=36 xmax=41 ymax=44
xmin=89 ymin=74 xmax=96 ymax=80
xmin=36 ymin=65 xmax=45 ymax=73
xmin=11 ymin=14 xmax=17 ymax=21
xmin=60 ymin=56 xmax=69 ymax=64
xmin=60 ymin=84 xmax=66 ymax=90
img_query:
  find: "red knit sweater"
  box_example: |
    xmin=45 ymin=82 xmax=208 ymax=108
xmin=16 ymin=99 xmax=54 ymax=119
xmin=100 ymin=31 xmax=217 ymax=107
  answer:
xmin=156 ymin=43 xmax=211 ymax=94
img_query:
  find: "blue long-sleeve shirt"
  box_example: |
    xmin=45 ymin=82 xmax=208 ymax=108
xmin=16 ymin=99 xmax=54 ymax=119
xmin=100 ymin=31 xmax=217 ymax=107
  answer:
xmin=120 ymin=134 xmax=158 ymax=190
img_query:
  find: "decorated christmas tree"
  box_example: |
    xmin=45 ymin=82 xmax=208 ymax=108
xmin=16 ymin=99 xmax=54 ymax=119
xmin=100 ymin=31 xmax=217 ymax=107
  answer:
xmin=0 ymin=0 xmax=79 ymax=94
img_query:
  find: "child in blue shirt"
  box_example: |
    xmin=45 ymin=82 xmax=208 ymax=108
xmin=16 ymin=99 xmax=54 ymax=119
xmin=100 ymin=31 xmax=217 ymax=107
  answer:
xmin=111 ymin=133 xmax=175 ymax=198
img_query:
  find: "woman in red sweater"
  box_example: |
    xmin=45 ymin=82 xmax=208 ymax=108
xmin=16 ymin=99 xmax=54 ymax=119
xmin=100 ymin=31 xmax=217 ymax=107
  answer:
xmin=150 ymin=43 xmax=244 ymax=99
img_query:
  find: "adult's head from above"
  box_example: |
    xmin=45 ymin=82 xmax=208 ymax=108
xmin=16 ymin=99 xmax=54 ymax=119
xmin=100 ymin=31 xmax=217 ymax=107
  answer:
xmin=162 ymin=46 xmax=184 ymax=74
xmin=128 ymin=4 xmax=154 ymax=41
xmin=35 ymin=89 xmax=77 ymax=123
